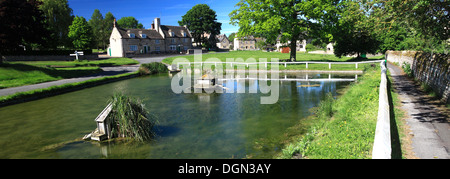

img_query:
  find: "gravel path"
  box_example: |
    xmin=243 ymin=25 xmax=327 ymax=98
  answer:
xmin=387 ymin=62 xmax=450 ymax=159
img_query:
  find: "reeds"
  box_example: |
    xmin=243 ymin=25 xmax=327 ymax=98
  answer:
xmin=107 ymin=93 xmax=156 ymax=141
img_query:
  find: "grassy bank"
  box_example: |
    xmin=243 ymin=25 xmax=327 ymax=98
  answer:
xmin=0 ymin=72 xmax=138 ymax=107
xmin=278 ymin=66 xmax=405 ymax=159
xmin=0 ymin=58 xmax=138 ymax=88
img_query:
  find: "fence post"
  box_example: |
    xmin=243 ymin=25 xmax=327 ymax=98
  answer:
xmin=329 ymin=63 xmax=331 ymax=69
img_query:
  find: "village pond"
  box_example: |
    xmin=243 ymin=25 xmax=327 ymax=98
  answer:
xmin=0 ymin=72 xmax=359 ymax=158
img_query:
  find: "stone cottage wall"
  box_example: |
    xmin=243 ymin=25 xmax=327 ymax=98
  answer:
xmin=386 ymin=50 xmax=450 ymax=104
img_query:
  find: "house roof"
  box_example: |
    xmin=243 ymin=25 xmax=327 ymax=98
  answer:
xmin=117 ymin=28 xmax=164 ymax=39
xmin=160 ymin=25 xmax=192 ymax=38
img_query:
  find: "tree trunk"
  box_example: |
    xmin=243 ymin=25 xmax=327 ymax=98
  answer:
xmin=289 ymin=36 xmax=297 ymax=62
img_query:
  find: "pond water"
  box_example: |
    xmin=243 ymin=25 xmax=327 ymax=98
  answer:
xmin=0 ymin=72 xmax=358 ymax=158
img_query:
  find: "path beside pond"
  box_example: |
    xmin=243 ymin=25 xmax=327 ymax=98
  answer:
xmin=0 ymin=54 xmax=178 ymax=97
xmin=387 ymin=62 xmax=450 ymax=159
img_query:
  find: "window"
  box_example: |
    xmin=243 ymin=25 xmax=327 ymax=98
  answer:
xmin=129 ymin=33 xmax=135 ymax=38
xmin=155 ymin=46 xmax=160 ymax=51
xmin=183 ymin=38 xmax=188 ymax=43
xmin=184 ymin=46 xmax=189 ymax=50
xmin=169 ymin=45 xmax=177 ymax=51
xmin=155 ymin=39 xmax=160 ymax=44
xmin=170 ymin=31 xmax=175 ymax=37
xmin=129 ymin=45 xmax=138 ymax=51
xmin=183 ymin=32 xmax=187 ymax=37
xmin=171 ymin=39 xmax=176 ymax=43
xmin=141 ymin=34 xmax=147 ymax=38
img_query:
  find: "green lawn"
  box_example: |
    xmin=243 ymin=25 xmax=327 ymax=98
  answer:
xmin=163 ymin=51 xmax=384 ymax=71
xmin=0 ymin=58 xmax=138 ymax=89
xmin=9 ymin=58 xmax=139 ymax=68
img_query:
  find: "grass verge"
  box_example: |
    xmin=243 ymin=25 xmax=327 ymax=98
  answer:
xmin=278 ymin=66 xmax=405 ymax=159
xmin=0 ymin=72 xmax=138 ymax=107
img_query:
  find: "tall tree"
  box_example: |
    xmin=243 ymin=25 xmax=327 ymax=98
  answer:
xmin=179 ymin=4 xmax=222 ymax=47
xmin=117 ymin=16 xmax=144 ymax=29
xmin=103 ymin=12 xmax=116 ymax=49
xmin=0 ymin=0 xmax=48 ymax=52
xmin=89 ymin=9 xmax=104 ymax=49
xmin=68 ymin=16 xmax=94 ymax=50
xmin=230 ymin=0 xmax=315 ymax=61
xmin=39 ymin=0 xmax=73 ymax=49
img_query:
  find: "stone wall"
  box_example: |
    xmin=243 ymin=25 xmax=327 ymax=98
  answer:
xmin=386 ymin=50 xmax=450 ymax=104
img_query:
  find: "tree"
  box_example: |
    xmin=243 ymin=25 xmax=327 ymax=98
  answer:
xmin=330 ymin=0 xmax=381 ymax=57
xmin=117 ymin=16 xmax=144 ymax=29
xmin=89 ymin=9 xmax=104 ymax=49
xmin=179 ymin=4 xmax=222 ymax=47
xmin=68 ymin=16 xmax=94 ymax=49
xmin=230 ymin=0 xmax=316 ymax=61
xmin=103 ymin=12 xmax=116 ymax=48
xmin=39 ymin=0 xmax=74 ymax=49
xmin=0 ymin=0 xmax=48 ymax=52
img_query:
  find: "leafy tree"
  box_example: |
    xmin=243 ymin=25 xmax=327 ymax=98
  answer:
xmin=68 ymin=16 xmax=94 ymax=49
xmin=39 ymin=0 xmax=73 ymax=49
xmin=103 ymin=12 xmax=116 ymax=48
xmin=0 ymin=0 xmax=48 ymax=53
xmin=331 ymin=0 xmax=381 ymax=57
xmin=117 ymin=16 xmax=144 ymax=29
xmin=228 ymin=32 xmax=236 ymax=43
xmin=230 ymin=0 xmax=321 ymax=61
xmin=179 ymin=4 xmax=222 ymax=47
xmin=89 ymin=9 xmax=104 ymax=49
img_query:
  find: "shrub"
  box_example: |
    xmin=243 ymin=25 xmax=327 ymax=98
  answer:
xmin=139 ymin=62 xmax=168 ymax=75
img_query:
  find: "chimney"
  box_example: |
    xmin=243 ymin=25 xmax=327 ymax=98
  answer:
xmin=151 ymin=21 xmax=155 ymax=30
xmin=113 ymin=18 xmax=117 ymax=28
xmin=154 ymin=18 xmax=160 ymax=32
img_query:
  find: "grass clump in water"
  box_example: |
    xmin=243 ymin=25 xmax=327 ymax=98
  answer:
xmin=107 ymin=93 xmax=157 ymax=142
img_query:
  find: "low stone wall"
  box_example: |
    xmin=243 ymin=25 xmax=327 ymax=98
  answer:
xmin=386 ymin=50 xmax=450 ymax=104
xmin=372 ymin=61 xmax=391 ymax=159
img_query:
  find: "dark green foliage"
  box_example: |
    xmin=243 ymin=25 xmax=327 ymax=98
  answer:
xmin=117 ymin=16 xmax=144 ymax=29
xmin=0 ymin=0 xmax=49 ymax=52
xmin=139 ymin=62 xmax=168 ymax=75
xmin=39 ymin=0 xmax=74 ymax=49
xmin=107 ymin=93 xmax=156 ymax=142
xmin=179 ymin=4 xmax=221 ymax=47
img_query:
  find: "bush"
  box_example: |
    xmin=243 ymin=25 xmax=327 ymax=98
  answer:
xmin=139 ymin=62 xmax=168 ymax=75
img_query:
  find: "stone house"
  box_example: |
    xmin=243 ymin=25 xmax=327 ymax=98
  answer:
xmin=233 ymin=36 xmax=257 ymax=51
xmin=109 ymin=18 xmax=192 ymax=57
xmin=216 ymin=34 xmax=231 ymax=49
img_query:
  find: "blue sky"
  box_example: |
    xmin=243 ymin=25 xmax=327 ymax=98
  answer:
xmin=68 ymin=0 xmax=240 ymax=36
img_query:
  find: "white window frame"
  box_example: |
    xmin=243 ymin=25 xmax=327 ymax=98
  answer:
xmin=171 ymin=39 xmax=176 ymax=43
xmin=155 ymin=46 xmax=161 ymax=52
xmin=169 ymin=45 xmax=177 ymax=51
xmin=171 ymin=32 xmax=175 ymax=37
xmin=155 ymin=39 xmax=160 ymax=44
xmin=129 ymin=45 xmax=138 ymax=51
xmin=129 ymin=33 xmax=135 ymax=38
xmin=141 ymin=34 xmax=147 ymax=38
